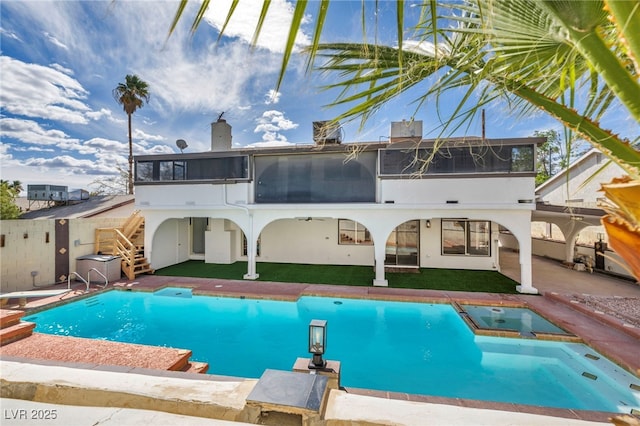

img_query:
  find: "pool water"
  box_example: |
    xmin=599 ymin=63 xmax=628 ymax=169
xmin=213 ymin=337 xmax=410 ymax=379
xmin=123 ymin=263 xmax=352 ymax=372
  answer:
xmin=462 ymin=305 xmax=569 ymax=335
xmin=24 ymin=289 xmax=640 ymax=413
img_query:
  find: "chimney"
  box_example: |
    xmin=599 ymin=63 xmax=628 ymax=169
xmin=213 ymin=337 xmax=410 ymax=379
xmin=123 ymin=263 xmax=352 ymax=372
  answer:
xmin=389 ymin=120 xmax=422 ymax=143
xmin=211 ymin=117 xmax=232 ymax=151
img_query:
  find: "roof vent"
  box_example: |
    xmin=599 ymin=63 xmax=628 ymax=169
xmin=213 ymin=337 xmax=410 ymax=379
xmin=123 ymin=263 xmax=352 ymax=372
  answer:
xmin=313 ymin=121 xmax=342 ymax=145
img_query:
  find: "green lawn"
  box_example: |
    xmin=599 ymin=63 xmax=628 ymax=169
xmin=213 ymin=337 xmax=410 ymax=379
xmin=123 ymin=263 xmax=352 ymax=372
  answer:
xmin=156 ymin=261 xmax=520 ymax=294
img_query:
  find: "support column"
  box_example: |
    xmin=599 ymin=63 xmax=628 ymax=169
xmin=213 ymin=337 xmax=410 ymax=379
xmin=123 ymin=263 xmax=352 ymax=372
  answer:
xmin=563 ymin=227 xmax=582 ymax=264
xmin=373 ymin=240 xmax=388 ymax=287
xmin=243 ymin=214 xmax=259 ymax=280
xmin=515 ymin=229 xmax=538 ymax=294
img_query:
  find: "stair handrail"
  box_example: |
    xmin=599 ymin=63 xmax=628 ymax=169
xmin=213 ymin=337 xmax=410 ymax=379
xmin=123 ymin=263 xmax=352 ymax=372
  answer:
xmin=112 ymin=228 xmax=137 ymax=280
xmin=122 ymin=210 xmax=143 ymax=239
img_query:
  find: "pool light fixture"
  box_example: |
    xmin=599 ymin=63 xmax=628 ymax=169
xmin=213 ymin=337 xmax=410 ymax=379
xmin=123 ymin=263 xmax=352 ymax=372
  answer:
xmin=308 ymin=319 xmax=327 ymax=369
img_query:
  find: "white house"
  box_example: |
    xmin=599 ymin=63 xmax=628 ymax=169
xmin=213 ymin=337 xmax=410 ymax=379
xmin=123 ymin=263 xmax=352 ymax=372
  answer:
xmin=531 ymin=148 xmax=632 ymax=277
xmin=134 ymin=119 xmax=544 ymax=294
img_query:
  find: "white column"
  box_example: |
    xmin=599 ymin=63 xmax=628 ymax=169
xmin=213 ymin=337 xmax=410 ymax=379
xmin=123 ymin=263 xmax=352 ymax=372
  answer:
xmin=505 ymin=216 xmax=538 ymax=294
xmin=243 ymin=214 xmax=259 ymax=280
xmin=563 ymin=226 xmax=582 ymax=264
xmin=516 ymin=244 xmax=537 ymax=294
xmin=373 ymin=238 xmax=388 ymax=286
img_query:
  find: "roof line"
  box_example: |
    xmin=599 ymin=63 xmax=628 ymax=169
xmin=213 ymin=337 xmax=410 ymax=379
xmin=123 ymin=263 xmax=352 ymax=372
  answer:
xmin=80 ymin=198 xmax=135 ymax=218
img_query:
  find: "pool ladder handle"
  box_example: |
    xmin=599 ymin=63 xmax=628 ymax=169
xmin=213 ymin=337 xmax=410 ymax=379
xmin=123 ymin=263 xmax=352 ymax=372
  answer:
xmin=67 ymin=269 xmax=108 ymax=292
xmin=88 ymin=268 xmax=109 ymax=289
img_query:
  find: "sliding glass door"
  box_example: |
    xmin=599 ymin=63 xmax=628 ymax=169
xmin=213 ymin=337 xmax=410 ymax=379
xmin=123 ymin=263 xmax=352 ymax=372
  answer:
xmin=385 ymin=220 xmax=419 ymax=266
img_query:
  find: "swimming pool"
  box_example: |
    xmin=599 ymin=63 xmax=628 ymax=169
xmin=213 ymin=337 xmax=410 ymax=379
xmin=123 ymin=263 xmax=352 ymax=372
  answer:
xmin=24 ymin=289 xmax=640 ymax=413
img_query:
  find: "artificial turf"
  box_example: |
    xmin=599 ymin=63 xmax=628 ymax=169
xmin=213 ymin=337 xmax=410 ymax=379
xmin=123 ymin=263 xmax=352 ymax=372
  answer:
xmin=155 ymin=260 xmax=519 ymax=294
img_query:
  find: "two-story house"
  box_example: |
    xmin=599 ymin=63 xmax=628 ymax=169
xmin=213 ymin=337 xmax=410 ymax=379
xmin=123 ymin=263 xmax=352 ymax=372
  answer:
xmin=134 ymin=119 xmax=544 ymax=294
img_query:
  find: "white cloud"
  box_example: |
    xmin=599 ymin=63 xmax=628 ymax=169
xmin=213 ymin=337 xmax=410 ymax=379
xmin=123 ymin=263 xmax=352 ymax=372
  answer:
xmin=0 ymin=143 xmax=13 ymax=162
xmin=247 ymin=140 xmax=294 ymax=148
xmin=43 ymin=31 xmax=69 ymax=50
xmin=201 ymin=0 xmax=311 ymax=53
xmin=85 ymin=108 xmax=114 ymax=121
xmin=24 ymin=155 xmax=113 ymax=175
xmin=0 ymin=27 xmax=21 ymax=41
xmin=253 ymin=109 xmax=299 ymax=142
xmin=145 ymin=42 xmax=282 ymax=115
xmin=0 ymin=56 xmax=91 ymax=124
xmin=264 ymin=89 xmax=281 ymax=105
xmin=0 ymin=117 xmax=79 ymax=146
xmin=133 ymin=128 xmax=165 ymax=143
xmin=77 ymin=137 xmax=125 ymax=155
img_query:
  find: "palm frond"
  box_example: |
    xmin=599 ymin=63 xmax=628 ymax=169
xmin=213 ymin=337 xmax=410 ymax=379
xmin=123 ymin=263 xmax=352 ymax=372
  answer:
xmin=218 ymin=0 xmax=241 ymax=44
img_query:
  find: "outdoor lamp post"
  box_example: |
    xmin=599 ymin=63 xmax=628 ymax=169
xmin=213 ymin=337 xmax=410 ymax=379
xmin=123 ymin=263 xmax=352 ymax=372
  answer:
xmin=308 ymin=319 xmax=327 ymax=369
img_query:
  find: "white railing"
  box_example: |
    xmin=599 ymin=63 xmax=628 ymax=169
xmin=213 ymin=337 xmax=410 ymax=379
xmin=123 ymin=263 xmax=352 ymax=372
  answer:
xmin=88 ymin=268 xmax=108 ymax=289
xmin=67 ymin=272 xmax=90 ymax=292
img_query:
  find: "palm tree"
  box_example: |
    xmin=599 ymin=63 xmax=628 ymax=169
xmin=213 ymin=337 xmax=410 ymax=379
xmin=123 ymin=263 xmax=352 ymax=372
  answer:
xmin=170 ymin=1 xmax=639 ymax=279
xmin=112 ymin=74 xmax=150 ymax=195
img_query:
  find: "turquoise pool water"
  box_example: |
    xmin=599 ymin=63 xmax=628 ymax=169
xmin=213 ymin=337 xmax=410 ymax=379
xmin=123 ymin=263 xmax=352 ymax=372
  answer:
xmin=24 ymin=289 xmax=640 ymax=413
xmin=461 ymin=304 xmax=569 ymax=335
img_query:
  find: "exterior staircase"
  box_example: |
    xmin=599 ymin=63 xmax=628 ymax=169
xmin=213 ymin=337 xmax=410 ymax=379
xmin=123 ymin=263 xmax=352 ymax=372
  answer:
xmin=95 ymin=211 xmax=154 ymax=280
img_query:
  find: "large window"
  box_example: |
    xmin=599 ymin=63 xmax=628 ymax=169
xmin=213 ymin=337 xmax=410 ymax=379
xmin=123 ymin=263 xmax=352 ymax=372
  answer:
xmin=380 ymin=144 xmax=535 ymax=176
xmin=160 ymin=161 xmax=186 ymax=181
xmin=442 ymin=220 xmax=490 ymax=256
xmin=338 ymin=220 xmax=372 ymax=245
xmin=255 ymin=152 xmax=376 ymax=203
xmin=135 ymin=155 xmax=249 ymax=183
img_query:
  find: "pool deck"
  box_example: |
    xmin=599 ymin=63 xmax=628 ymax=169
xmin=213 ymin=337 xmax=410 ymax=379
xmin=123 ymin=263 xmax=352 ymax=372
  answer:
xmin=1 ymin=254 xmax=639 ymax=425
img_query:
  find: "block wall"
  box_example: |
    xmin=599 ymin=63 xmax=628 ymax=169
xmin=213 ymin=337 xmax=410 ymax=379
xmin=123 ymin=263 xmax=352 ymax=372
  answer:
xmin=0 ymin=218 xmax=126 ymax=292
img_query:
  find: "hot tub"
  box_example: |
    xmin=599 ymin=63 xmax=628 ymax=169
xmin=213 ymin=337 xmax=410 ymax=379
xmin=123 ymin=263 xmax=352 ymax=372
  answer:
xmin=76 ymin=254 xmax=121 ymax=283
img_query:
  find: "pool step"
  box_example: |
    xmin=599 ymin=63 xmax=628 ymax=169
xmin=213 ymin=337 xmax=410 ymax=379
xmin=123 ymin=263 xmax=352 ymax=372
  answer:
xmin=169 ymin=353 xmax=209 ymax=374
xmin=0 ymin=321 xmax=36 ymax=346
xmin=181 ymin=361 xmax=209 ymax=374
xmin=0 ymin=309 xmax=26 ymax=329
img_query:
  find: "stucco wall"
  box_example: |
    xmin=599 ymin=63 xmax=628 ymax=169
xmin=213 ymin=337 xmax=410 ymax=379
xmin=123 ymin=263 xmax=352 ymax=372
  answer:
xmin=0 ymin=218 xmax=126 ymax=293
xmin=380 ymin=177 xmax=535 ymax=205
xmin=136 ymin=183 xmax=251 ymax=207
xmin=253 ymin=218 xmax=374 ymax=266
xmin=420 ymin=218 xmax=497 ymax=270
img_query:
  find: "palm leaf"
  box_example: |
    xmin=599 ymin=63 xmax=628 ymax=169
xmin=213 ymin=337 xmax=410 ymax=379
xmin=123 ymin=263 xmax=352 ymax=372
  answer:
xmin=605 ymin=0 xmax=640 ymax=75
xmin=219 ymin=0 xmax=241 ymax=44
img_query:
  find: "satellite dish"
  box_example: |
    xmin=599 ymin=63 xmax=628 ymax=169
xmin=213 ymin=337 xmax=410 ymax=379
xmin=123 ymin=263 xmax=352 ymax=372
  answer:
xmin=176 ymin=139 xmax=188 ymax=153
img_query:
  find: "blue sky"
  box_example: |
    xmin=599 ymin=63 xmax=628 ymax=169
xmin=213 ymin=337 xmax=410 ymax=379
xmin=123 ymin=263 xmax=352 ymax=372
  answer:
xmin=1 ymin=0 xmax=636 ymax=193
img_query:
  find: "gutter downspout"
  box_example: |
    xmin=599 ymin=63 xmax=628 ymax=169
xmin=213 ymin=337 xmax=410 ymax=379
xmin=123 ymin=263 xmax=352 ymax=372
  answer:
xmin=223 ymin=184 xmax=259 ymax=279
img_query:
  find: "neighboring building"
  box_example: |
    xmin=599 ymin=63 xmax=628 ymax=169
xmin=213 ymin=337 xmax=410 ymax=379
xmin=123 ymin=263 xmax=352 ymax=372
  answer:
xmin=134 ymin=119 xmax=544 ymax=294
xmin=16 ymin=194 xmax=135 ymax=219
xmin=530 ymin=148 xmax=632 ymax=277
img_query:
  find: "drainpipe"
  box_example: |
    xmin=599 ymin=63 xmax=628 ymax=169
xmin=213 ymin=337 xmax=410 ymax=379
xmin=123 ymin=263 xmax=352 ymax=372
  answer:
xmin=223 ymin=184 xmax=259 ymax=279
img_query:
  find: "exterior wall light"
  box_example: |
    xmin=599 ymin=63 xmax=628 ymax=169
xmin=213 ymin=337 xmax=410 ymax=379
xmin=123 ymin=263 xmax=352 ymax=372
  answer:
xmin=308 ymin=319 xmax=327 ymax=369
xmin=426 ymin=220 xmax=431 ymax=228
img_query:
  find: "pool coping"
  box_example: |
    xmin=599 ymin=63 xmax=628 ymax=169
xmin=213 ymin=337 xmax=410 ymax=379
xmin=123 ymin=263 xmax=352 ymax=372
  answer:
xmin=2 ymin=275 xmax=639 ymax=423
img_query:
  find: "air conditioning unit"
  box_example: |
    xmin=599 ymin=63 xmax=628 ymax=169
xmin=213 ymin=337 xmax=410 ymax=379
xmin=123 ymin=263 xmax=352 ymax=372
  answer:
xmin=313 ymin=121 xmax=342 ymax=144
